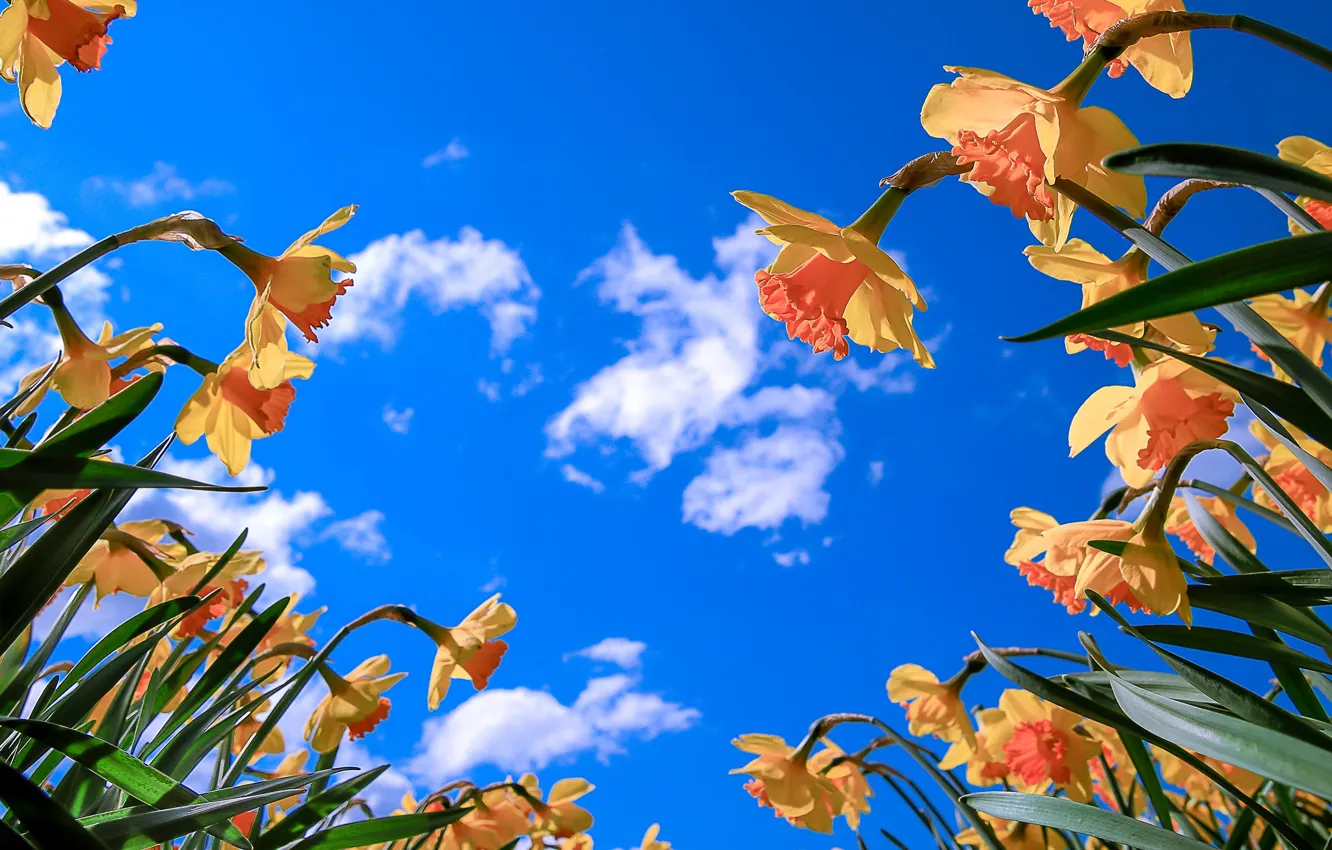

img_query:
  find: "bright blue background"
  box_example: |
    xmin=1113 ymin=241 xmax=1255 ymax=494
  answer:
xmin=11 ymin=2 xmax=1332 ymax=847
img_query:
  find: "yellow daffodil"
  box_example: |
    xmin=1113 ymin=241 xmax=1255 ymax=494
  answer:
xmin=922 ymin=67 xmax=1144 ymax=249
xmin=0 ymin=0 xmax=134 ymax=128
xmin=1250 ymin=420 xmax=1332 ymax=530
xmin=1156 ymin=749 xmax=1262 ymax=810
xmin=640 ymin=824 xmax=672 ymax=850
xmin=1005 ymin=507 xmax=1088 ymax=614
xmin=232 ymin=699 xmax=285 ymax=764
xmin=18 ymin=318 xmax=161 ymax=413
xmin=732 ymin=189 xmax=933 ymax=366
xmin=175 ymin=345 xmax=314 ymax=476
xmin=148 ymin=549 xmax=267 ymax=638
xmin=220 ymin=206 xmax=356 ymax=389
xmin=1029 ymin=0 xmax=1193 ymax=98
xmin=442 ymin=787 xmax=530 ymax=850
xmin=1070 ymin=359 xmax=1236 ymax=488
xmin=999 ymin=690 xmax=1100 ymax=802
xmin=940 ymin=708 xmax=1014 ymax=786
xmin=63 ymin=520 xmax=175 ymax=604
xmin=1164 ymin=495 xmax=1255 ymax=564
xmin=218 ymin=599 xmax=324 ymax=681
xmin=1277 ymin=136 xmax=1332 ymax=233
xmin=958 ymin=814 xmax=1049 ymax=850
xmin=560 ymin=836 xmax=593 ymax=850
xmin=806 ymin=739 xmax=872 ymax=828
xmin=731 ymin=734 xmax=844 ymax=834
xmin=423 ymin=594 xmax=517 ymax=710
xmin=1248 ymin=287 xmax=1332 ymax=382
xmin=527 ymin=777 xmax=595 ymax=839
xmin=887 ymin=664 xmax=974 ymax=746
xmin=1025 ymin=241 xmax=1212 ymax=365
xmin=1083 ymin=721 xmax=1143 ymax=815
xmin=305 ymin=655 xmax=406 ymax=753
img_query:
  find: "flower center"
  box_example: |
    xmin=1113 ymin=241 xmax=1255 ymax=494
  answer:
xmin=1067 ymin=333 xmax=1132 ymax=367
xmin=27 ymin=0 xmax=123 ymax=72
xmin=1005 ymin=719 xmax=1072 ymax=785
xmin=1017 ymin=559 xmax=1086 ymax=614
xmin=744 ymin=779 xmax=775 ymax=811
xmin=1305 ymin=199 xmax=1332 ymax=230
xmin=347 ymin=696 xmax=391 ymax=740
xmin=460 ymin=639 xmax=508 ymax=690
xmin=953 ymin=114 xmax=1055 ymax=221
xmin=1136 ymin=379 xmax=1234 ymax=472
xmin=755 ymin=253 xmax=868 ymax=360
xmin=219 ymin=368 xmax=296 ymax=435
xmin=1029 ymin=0 xmax=1127 ymax=45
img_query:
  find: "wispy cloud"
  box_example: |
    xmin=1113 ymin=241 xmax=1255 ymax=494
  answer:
xmin=84 ymin=162 xmax=233 ymax=207
xmin=560 ymin=464 xmax=605 ymax=494
xmin=382 ymin=405 xmax=414 ymax=434
xmin=321 ymin=509 xmax=390 ymax=564
xmin=868 ymin=460 xmax=884 ymax=486
xmin=566 ymin=637 xmax=647 ymax=669
xmin=772 ymin=549 xmax=810 ymax=567
xmin=423 ymin=138 xmax=470 ymax=168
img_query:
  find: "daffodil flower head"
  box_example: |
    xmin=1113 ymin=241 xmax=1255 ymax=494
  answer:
xmin=939 ymin=707 xmax=1014 ymax=786
xmin=1011 ymin=515 xmax=1148 ymax=615
xmin=528 ymin=778 xmax=595 ymax=839
xmin=0 ymin=0 xmax=135 ymax=128
xmin=730 ymin=734 xmax=845 ymax=834
xmin=175 ymin=345 xmax=314 ymax=476
xmin=220 ymin=206 xmax=357 ymax=389
xmin=886 ymin=664 xmax=975 ymax=746
xmin=806 ymin=738 xmax=873 ymax=828
xmin=150 ymin=548 xmax=266 ymax=638
xmin=1277 ymin=136 xmax=1332 ymax=233
xmin=422 ymin=593 xmax=517 ymax=711
xmin=20 ymin=316 xmax=162 ymax=414
xmin=305 ymin=655 xmax=406 ymax=753
xmin=65 ymin=519 xmax=174 ymax=604
xmin=731 ymin=190 xmax=933 ymax=367
xmin=1029 ymin=0 xmax=1193 ymax=98
xmin=998 ymin=690 xmax=1101 ymax=802
xmin=921 ymin=67 xmax=1145 ymax=249
xmin=640 ymin=824 xmax=672 ymax=850
xmin=1248 ymin=286 xmax=1332 ymax=382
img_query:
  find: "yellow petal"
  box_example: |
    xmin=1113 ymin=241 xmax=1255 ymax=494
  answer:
xmin=1024 ymin=239 xmax=1119 ymax=286
xmin=0 ymin=4 xmax=28 ymax=72
xmin=1278 ymin=136 xmax=1329 ymax=169
xmin=841 ymin=228 xmax=923 ymax=307
xmin=730 ymin=191 xmax=838 ymax=233
xmin=1069 ymin=385 xmax=1137 ymax=456
xmin=282 ymin=205 xmax=357 ymax=258
xmin=920 ymin=74 xmax=1036 ymax=145
xmin=844 ymin=281 xmax=934 ymax=368
xmin=1074 ymin=106 xmax=1147 ymax=218
xmin=206 ymin=403 xmax=252 ymax=477
xmin=18 ymin=36 xmax=59 ymax=129
xmin=997 ymin=689 xmax=1047 ymax=724
xmin=174 ymin=380 xmax=217 ymax=445
xmin=1125 ymin=29 xmax=1193 ymax=99
xmin=758 ymin=224 xmax=854 ymax=262
xmin=887 ymin=664 xmax=943 ymax=701
xmin=548 ymin=778 xmax=594 ymax=805
xmin=52 ymin=357 xmax=111 ymax=410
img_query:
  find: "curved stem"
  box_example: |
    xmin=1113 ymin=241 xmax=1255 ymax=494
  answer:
xmin=1144 ymin=179 xmax=1240 ymax=236
xmin=880 ymin=151 xmax=973 ymax=193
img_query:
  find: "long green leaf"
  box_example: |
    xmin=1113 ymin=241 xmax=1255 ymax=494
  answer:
xmin=283 ymin=808 xmax=473 ymax=850
xmin=0 ymin=516 xmax=53 ymax=554
xmin=1006 ymin=231 xmax=1332 ymax=342
xmin=964 ymin=792 xmax=1212 ymax=850
xmin=0 ymin=584 xmax=92 ymax=716
xmin=1104 ymin=143 xmax=1332 ymax=203
xmin=86 ymin=786 xmax=297 ymax=850
xmin=0 ymin=760 xmax=110 ymax=849
xmin=252 ymin=766 xmax=389 ymax=850
xmin=0 ymin=450 xmax=263 ymax=493
xmin=1188 ymin=584 xmax=1332 ymax=646
xmin=54 ymin=596 xmax=199 ymax=701
xmin=1135 ymin=624 xmax=1332 ymax=674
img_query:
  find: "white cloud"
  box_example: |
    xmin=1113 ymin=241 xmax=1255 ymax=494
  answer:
xmin=479 ymin=576 xmax=506 ymax=593
xmin=335 ymin=228 xmax=538 ymax=353
xmin=0 ymin=181 xmax=94 ymax=256
xmin=868 ymin=460 xmax=884 ymax=486
xmin=560 ymin=464 xmax=605 ymax=494
xmin=84 ymin=162 xmax=233 ymax=207
xmin=406 ymin=673 xmax=698 ymax=784
xmin=682 ymin=426 xmax=843 ymax=535
xmin=545 ymin=222 xmax=774 ymax=475
xmin=321 ymin=510 xmax=390 ymax=564
xmin=423 ymin=139 xmax=470 ymax=168
xmin=477 ymin=379 xmax=501 ymax=402
xmin=382 ymin=405 xmax=414 ymax=435
xmin=335 ymin=740 xmax=417 ymax=817
xmin=772 ymin=549 xmax=810 ymax=567
xmin=127 ymin=456 xmax=332 ymax=598
xmin=567 ymin=637 xmax=646 ymax=669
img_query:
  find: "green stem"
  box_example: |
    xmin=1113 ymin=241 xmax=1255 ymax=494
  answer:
xmin=847 ymin=187 xmax=906 ymax=243
xmin=113 ymin=343 xmax=218 ymax=378
xmin=1232 ymin=15 xmax=1332 ymax=73
xmin=0 ymin=236 xmax=120 ymax=322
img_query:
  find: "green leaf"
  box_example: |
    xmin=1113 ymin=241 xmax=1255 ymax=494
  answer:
xmin=54 ymin=595 xmax=199 ymax=701
xmin=252 ymin=766 xmax=389 ymax=850
xmin=1183 ymin=492 xmax=1266 ymax=574
xmin=282 ymin=808 xmax=473 ymax=850
xmin=1188 ymin=584 xmax=1332 ymax=646
xmin=0 ymin=515 xmax=53 ymax=554
xmin=963 ymin=792 xmax=1213 ymax=850
xmin=1246 ymin=396 xmax=1332 ymax=491
xmin=0 ymin=760 xmax=110 ymax=849
xmin=1134 ymin=624 xmax=1332 ymax=675
xmin=1005 ymin=231 xmax=1332 ymax=342
xmin=1104 ymin=143 xmax=1332 ymax=203
xmin=34 ymin=374 xmax=162 ymax=460
xmin=1056 ymin=671 xmax=1215 ymax=706
xmin=0 ymin=450 xmax=264 ymax=494
xmin=85 ymin=785 xmax=297 ymax=850
xmin=0 ymin=584 xmax=91 ymax=716
xmin=1107 ymin=670 xmax=1332 ymax=799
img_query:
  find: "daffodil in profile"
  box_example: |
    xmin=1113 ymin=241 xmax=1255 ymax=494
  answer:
xmin=806 ymin=739 xmax=872 ymax=828
xmin=0 ymin=0 xmax=134 ymax=127
xmin=19 ymin=318 xmax=161 ymax=413
xmin=1164 ymin=495 xmax=1255 ymax=564
xmin=1248 ymin=287 xmax=1332 ymax=381
xmin=732 ymin=189 xmax=933 ymax=366
xmin=1277 ymin=136 xmax=1332 ymax=233
xmin=305 ymin=655 xmax=405 ymax=753
xmin=175 ymin=345 xmax=314 ymax=476
xmin=1029 ymin=0 xmax=1193 ymax=98
xmin=220 ymin=206 xmax=356 ymax=389
xmin=731 ymin=734 xmax=844 ymax=833
xmin=417 ymin=594 xmax=517 ymax=710
xmin=887 ymin=664 xmax=974 ymax=745
xmin=1025 ymin=241 xmax=1212 ymax=365
xmin=922 ymin=66 xmax=1145 ymax=248
xmin=63 ymin=520 xmax=174 ymax=604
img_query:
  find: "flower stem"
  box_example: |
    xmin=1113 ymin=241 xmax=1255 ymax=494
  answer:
xmin=847 ymin=187 xmax=906 ymax=243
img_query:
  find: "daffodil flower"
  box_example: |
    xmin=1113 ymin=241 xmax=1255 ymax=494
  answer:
xmin=1250 ymin=419 xmax=1332 ymax=530
xmin=1277 ymin=136 xmax=1332 ymax=233
xmin=0 ymin=0 xmax=134 ymax=127
xmin=939 ymin=707 xmax=1014 ymax=787
xmin=1025 ymin=241 xmax=1212 ymax=365
xmin=1164 ymin=495 xmax=1255 ymax=564
xmin=730 ymin=734 xmax=844 ymax=834
xmin=998 ymin=690 xmax=1101 ymax=802
xmin=806 ymin=739 xmax=873 ymax=828
xmin=64 ymin=519 xmax=175 ymax=604
xmin=220 ymin=206 xmax=356 ymax=389
xmin=305 ymin=655 xmax=406 ymax=753
xmin=175 ymin=345 xmax=314 ymax=476
xmin=732 ymin=189 xmax=933 ymax=365
xmin=1248 ymin=287 xmax=1332 ymax=382
xmin=1029 ymin=0 xmax=1193 ymax=98
xmin=19 ymin=317 xmax=161 ymax=414
xmin=148 ymin=548 xmax=267 ymax=638
xmin=922 ymin=66 xmax=1145 ymax=248
xmin=527 ymin=777 xmax=595 ymax=839
xmin=421 ymin=593 xmax=517 ymax=710
xmin=886 ymin=664 xmax=975 ymax=746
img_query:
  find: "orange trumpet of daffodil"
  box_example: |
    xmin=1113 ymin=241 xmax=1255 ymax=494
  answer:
xmin=730 ymin=734 xmax=844 ymax=834
xmin=148 ymin=549 xmax=267 ymax=638
xmin=18 ymin=316 xmax=161 ymax=413
xmin=220 ymin=206 xmax=357 ymax=389
xmin=921 ymin=65 xmax=1145 ymax=249
xmin=415 ymin=593 xmax=517 ymax=711
xmin=939 ymin=707 xmax=1014 ymax=786
xmin=887 ymin=664 xmax=974 ymax=746
xmin=731 ymin=189 xmax=933 ymax=366
xmin=1070 ymin=359 xmax=1235 ymax=488
xmin=998 ymin=690 xmax=1101 ymax=802
xmin=1025 ymin=241 xmax=1212 ymax=366
xmin=0 ymin=0 xmax=134 ymax=128
xmin=1029 ymin=0 xmax=1193 ymax=98
xmin=175 ymin=345 xmax=314 ymax=476
xmin=306 ymin=654 xmax=406 ymax=753
xmin=1164 ymin=495 xmax=1255 ymax=564
xmin=1277 ymin=136 xmax=1332 ymax=233
xmin=1248 ymin=287 xmax=1332 ymax=382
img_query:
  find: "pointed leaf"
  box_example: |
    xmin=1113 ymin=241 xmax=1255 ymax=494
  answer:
xmin=1104 ymin=143 xmax=1332 ymax=203
xmin=964 ymin=792 xmax=1213 ymax=850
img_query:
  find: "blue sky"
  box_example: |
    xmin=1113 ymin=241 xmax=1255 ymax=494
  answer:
xmin=9 ymin=2 xmax=1332 ymax=848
